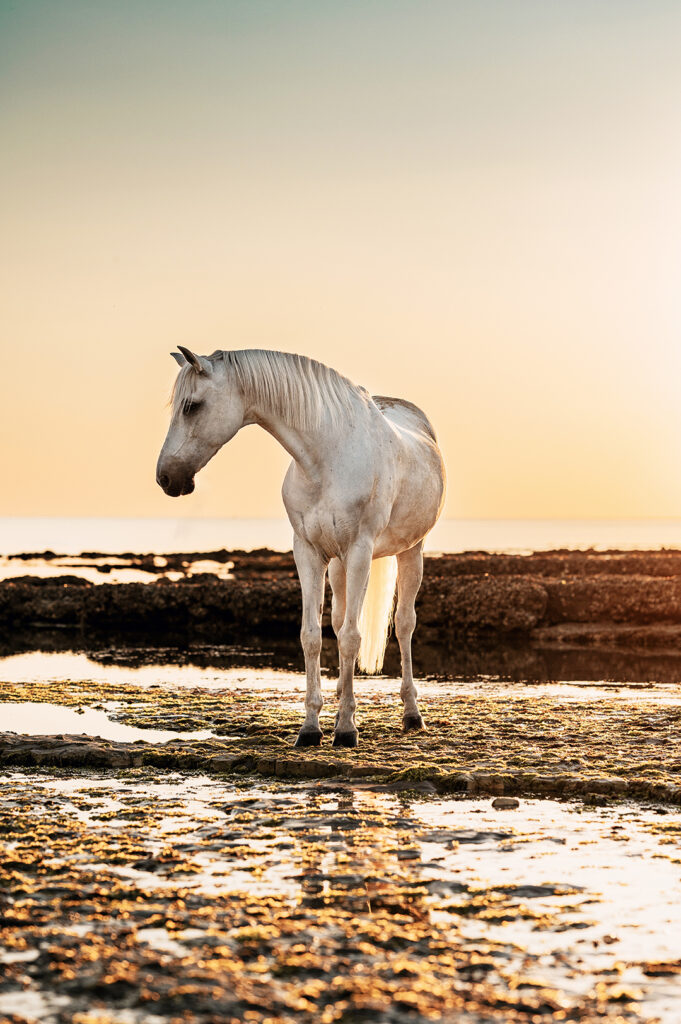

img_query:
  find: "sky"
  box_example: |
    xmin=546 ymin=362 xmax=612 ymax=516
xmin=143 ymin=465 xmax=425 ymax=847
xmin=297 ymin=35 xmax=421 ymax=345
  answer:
xmin=2 ymin=0 xmax=681 ymax=521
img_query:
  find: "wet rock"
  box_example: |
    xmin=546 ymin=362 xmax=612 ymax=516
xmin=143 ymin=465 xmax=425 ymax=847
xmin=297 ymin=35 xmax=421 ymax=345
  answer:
xmin=491 ymin=797 xmax=520 ymax=809
xmin=396 ymin=848 xmax=420 ymax=860
xmin=543 ymin=576 xmax=681 ymax=626
xmin=447 ymin=829 xmax=513 ymax=844
xmin=587 ymin=776 xmax=628 ymax=796
xmin=0 ymin=733 xmax=135 ymax=769
xmin=495 ymin=883 xmax=583 ymax=897
xmin=641 ymin=960 xmax=681 ymax=976
xmin=208 ymin=753 xmax=253 ymax=772
xmin=416 ymin=829 xmax=468 ymax=843
xmin=468 ymin=773 xmax=507 ymax=796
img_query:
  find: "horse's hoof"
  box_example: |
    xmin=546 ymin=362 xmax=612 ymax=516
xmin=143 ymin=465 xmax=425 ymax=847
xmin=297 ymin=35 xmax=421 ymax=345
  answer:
xmin=295 ymin=728 xmax=323 ymax=747
xmin=403 ymin=713 xmax=425 ymax=733
xmin=332 ymin=730 xmax=358 ymax=748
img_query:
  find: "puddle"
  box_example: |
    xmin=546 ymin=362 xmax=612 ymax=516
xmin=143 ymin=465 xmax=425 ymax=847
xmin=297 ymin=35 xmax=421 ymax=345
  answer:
xmin=1 ymin=701 xmax=216 ymax=743
xmin=0 ymin=990 xmax=70 ymax=1021
xmin=1 ymin=771 xmax=680 ymax=1023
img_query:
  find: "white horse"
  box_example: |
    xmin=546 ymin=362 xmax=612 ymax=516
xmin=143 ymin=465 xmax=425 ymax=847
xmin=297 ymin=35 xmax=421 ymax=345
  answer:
xmin=157 ymin=348 xmax=445 ymax=748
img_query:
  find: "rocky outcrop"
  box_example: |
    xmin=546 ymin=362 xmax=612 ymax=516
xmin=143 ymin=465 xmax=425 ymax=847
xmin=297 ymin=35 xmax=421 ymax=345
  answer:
xmin=4 ymin=549 xmax=681 ymax=646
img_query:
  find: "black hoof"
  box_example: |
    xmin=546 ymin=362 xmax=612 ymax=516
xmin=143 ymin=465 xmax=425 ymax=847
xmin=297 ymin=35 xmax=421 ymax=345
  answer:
xmin=332 ymin=730 xmax=358 ymax=748
xmin=295 ymin=728 xmax=323 ymax=747
xmin=403 ymin=713 xmax=425 ymax=733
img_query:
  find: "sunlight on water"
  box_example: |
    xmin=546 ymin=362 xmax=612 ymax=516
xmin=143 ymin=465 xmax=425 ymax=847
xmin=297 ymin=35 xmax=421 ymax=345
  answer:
xmin=0 ymin=650 xmax=306 ymax=691
xmin=3 ymin=650 xmax=681 ymax=706
xmin=415 ymin=799 xmax=681 ymax=965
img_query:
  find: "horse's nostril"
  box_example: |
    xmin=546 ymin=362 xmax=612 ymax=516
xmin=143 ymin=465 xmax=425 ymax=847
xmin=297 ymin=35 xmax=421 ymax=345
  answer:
xmin=158 ymin=473 xmax=170 ymax=490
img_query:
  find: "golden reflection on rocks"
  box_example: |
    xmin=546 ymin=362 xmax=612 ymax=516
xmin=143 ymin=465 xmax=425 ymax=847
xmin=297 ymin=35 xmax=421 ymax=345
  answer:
xmin=0 ymin=770 xmax=679 ymax=1023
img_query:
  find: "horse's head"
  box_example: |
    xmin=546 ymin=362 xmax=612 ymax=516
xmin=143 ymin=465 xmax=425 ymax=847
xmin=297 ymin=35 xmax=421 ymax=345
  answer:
xmin=156 ymin=347 xmax=245 ymax=497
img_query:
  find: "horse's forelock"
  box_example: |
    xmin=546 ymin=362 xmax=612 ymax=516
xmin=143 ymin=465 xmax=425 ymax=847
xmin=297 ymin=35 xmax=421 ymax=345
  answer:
xmin=170 ymin=363 xmax=200 ymax=413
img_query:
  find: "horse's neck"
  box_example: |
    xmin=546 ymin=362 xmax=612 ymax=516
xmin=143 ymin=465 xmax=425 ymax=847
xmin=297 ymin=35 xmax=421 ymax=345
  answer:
xmin=251 ymin=400 xmax=360 ymax=482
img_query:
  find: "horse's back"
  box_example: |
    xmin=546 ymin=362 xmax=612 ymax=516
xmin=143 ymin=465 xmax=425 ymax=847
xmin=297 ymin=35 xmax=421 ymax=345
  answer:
xmin=372 ymin=395 xmax=438 ymax=443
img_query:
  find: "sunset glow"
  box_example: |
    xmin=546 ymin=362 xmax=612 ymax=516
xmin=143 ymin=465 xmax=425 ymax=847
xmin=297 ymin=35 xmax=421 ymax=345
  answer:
xmin=2 ymin=1 xmax=681 ymax=519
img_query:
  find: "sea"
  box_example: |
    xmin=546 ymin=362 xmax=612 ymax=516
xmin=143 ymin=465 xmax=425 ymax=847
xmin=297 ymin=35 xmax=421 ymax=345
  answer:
xmin=3 ymin=517 xmax=681 ymax=555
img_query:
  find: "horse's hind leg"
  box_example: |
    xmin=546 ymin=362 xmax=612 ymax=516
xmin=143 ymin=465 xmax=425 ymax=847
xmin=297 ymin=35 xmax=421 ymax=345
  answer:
xmin=333 ymin=541 xmax=372 ymax=748
xmin=328 ymin=558 xmax=346 ymax=700
xmin=396 ymin=542 xmax=425 ymax=732
xmin=293 ymin=535 xmax=327 ymax=748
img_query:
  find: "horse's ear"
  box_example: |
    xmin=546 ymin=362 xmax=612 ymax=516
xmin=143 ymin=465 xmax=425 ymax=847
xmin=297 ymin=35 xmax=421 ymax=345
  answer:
xmin=170 ymin=351 xmax=186 ymax=367
xmin=177 ymin=345 xmax=206 ymax=374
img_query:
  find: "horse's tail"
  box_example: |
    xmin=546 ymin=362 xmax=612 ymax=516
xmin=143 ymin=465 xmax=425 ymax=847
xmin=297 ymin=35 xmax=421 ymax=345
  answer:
xmin=357 ymin=555 xmax=398 ymax=674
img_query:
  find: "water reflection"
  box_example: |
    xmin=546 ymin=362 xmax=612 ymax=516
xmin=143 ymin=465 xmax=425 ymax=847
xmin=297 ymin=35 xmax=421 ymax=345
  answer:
xmin=2 ymin=648 xmax=681 ymax=705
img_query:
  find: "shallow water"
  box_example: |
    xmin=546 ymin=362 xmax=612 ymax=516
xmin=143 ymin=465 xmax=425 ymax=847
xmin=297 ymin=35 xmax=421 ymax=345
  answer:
xmin=0 ymin=553 xmax=234 ymax=584
xmin=4 ymin=648 xmax=681 ymax=705
xmin=1 ymin=700 xmax=217 ymax=744
xmin=1 ymin=770 xmax=680 ymax=1023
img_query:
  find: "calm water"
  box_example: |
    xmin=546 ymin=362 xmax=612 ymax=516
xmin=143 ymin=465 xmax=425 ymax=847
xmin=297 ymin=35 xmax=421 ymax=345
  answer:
xmin=4 ymin=516 xmax=681 ymax=554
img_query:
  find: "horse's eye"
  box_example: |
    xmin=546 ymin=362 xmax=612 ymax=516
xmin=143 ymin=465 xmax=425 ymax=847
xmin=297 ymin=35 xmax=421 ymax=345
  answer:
xmin=183 ymin=399 xmax=201 ymax=416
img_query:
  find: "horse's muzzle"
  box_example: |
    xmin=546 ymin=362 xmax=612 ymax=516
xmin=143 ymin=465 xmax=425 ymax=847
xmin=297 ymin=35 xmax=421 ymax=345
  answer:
xmin=157 ymin=473 xmax=195 ymax=497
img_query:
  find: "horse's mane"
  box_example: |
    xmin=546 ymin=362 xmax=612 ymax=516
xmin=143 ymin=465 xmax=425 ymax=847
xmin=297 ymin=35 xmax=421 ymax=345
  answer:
xmin=172 ymin=349 xmax=364 ymax=431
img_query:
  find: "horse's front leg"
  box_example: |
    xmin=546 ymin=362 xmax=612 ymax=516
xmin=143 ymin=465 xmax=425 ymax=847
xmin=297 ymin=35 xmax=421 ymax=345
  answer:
xmin=328 ymin=558 xmax=346 ymax=700
xmin=396 ymin=542 xmax=425 ymax=732
xmin=333 ymin=541 xmax=372 ymax=748
xmin=293 ymin=536 xmax=328 ymax=748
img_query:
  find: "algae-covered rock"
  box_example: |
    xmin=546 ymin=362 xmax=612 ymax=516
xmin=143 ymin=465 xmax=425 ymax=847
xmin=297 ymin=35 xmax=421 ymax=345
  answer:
xmin=275 ymin=757 xmax=344 ymax=779
xmin=420 ymin=577 xmax=548 ymax=635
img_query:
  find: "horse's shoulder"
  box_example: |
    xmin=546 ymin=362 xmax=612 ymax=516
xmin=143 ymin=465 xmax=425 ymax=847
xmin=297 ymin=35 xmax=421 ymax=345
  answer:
xmin=372 ymin=395 xmax=438 ymax=442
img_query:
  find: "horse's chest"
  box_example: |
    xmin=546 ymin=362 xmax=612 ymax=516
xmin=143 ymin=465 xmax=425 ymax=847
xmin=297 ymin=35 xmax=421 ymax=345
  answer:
xmin=288 ymin=504 xmax=360 ymax=557
xmin=285 ymin=479 xmax=387 ymax=557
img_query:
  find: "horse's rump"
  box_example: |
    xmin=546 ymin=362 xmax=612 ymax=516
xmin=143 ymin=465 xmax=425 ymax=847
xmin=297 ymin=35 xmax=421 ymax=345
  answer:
xmin=372 ymin=395 xmax=438 ymax=441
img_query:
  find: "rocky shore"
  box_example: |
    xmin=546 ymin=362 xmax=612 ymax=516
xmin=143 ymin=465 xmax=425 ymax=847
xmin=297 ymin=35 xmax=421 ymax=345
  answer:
xmin=2 ymin=675 xmax=680 ymax=805
xmin=4 ymin=547 xmax=681 ymax=650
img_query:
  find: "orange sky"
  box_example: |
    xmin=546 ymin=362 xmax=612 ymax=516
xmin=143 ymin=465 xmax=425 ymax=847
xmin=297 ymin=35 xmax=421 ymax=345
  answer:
xmin=2 ymin=2 xmax=681 ymax=520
